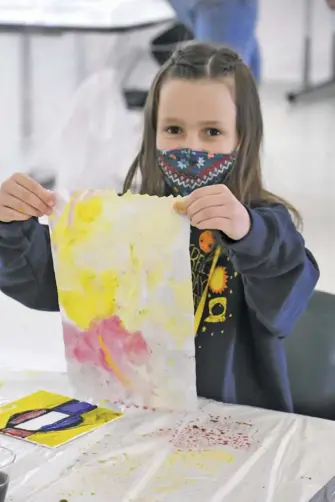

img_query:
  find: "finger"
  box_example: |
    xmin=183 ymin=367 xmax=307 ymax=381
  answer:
xmin=12 ymin=173 xmax=55 ymax=207
xmin=0 ymin=193 xmax=42 ymax=218
xmin=4 ymin=180 xmax=53 ymax=215
xmin=0 ymin=206 xmax=31 ymax=223
xmin=195 ymin=218 xmax=228 ymax=231
xmin=185 ymin=185 xmax=227 ymax=207
xmin=191 ymin=206 xmax=230 ymax=227
xmin=187 ymin=194 xmax=227 ymax=218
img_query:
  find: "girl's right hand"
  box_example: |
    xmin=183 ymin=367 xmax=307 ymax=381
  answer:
xmin=0 ymin=173 xmax=55 ymax=223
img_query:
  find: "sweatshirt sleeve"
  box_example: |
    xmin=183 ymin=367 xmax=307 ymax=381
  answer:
xmin=0 ymin=219 xmax=59 ymax=311
xmin=221 ymin=203 xmax=319 ymax=337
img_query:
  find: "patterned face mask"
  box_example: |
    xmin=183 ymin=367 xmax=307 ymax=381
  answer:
xmin=157 ymin=148 xmax=237 ymax=196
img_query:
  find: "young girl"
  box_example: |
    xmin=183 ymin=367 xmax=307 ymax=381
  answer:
xmin=0 ymin=43 xmax=318 ymax=413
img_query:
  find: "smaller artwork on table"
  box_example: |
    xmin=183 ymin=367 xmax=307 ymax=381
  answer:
xmin=0 ymin=390 xmax=122 ymax=448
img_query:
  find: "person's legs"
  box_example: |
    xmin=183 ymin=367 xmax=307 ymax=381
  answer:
xmin=192 ymin=0 xmax=260 ymax=82
xmin=167 ymin=0 xmax=195 ymax=31
xmin=249 ymin=37 xmax=261 ymax=84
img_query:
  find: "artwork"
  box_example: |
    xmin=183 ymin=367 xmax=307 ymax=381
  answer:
xmin=0 ymin=391 xmax=122 ymax=448
xmin=49 ymin=190 xmax=196 ymax=411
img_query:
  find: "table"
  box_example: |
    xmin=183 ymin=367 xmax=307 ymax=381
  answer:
xmin=0 ymin=0 xmax=175 ymax=154
xmin=287 ymin=0 xmax=335 ymax=102
xmin=1 ymin=369 xmax=335 ymax=502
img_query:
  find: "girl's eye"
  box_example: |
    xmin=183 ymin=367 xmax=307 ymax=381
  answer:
xmin=205 ymin=128 xmax=221 ymax=137
xmin=166 ymin=126 xmax=182 ymax=135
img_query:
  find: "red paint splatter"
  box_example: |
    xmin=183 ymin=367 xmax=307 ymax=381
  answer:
xmin=155 ymin=414 xmax=255 ymax=451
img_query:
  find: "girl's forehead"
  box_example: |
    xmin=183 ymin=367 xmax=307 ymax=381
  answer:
xmin=157 ymin=78 xmax=236 ymax=125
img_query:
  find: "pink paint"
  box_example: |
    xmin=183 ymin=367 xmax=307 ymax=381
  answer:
xmin=63 ymin=315 xmax=151 ymax=377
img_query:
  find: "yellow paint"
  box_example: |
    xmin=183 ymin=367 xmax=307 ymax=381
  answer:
xmin=74 ymin=197 xmax=103 ymax=223
xmin=58 ymin=268 xmax=119 ymax=330
xmin=170 ymin=279 xmax=194 ymax=314
xmin=167 ymin=449 xmax=233 ymax=466
xmin=129 ymin=243 xmax=141 ymax=273
xmin=0 ymin=390 xmax=122 ymax=448
xmin=153 ymin=449 xmax=233 ymax=494
xmin=97 ymin=335 xmax=130 ymax=387
xmin=147 ymin=267 xmax=163 ymax=291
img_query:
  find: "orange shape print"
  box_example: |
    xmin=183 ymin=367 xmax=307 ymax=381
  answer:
xmin=209 ymin=266 xmax=228 ymax=294
xmin=199 ymin=231 xmax=215 ymax=254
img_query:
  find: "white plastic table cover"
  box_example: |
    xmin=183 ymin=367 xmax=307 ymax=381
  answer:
xmin=0 ymin=370 xmax=334 ymax=502
xmin=0 ymin=0 xmax=175 ymax=29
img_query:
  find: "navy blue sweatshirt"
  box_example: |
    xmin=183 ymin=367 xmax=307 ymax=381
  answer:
xmin=0 ymin=203 xmax=319 ymax=412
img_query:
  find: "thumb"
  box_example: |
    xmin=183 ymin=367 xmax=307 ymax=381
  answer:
xmin=173 ymin=196 xmax=189 ymax=214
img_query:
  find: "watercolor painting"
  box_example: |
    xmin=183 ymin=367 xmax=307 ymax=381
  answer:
xmin=49 ymin=190 xmax=196 ymax=411
xmin=0 ymin=390 xmax=122 ymax=448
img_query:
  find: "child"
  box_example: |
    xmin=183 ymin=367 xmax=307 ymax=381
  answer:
xmin=0 ymin=43 xmax=319 ymax=413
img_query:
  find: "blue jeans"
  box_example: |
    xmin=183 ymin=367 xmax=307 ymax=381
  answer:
xmin=168 ymin=0 xmax=260 ymax=82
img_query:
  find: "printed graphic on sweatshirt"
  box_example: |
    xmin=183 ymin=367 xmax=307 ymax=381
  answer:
xmin=190 ymin=229 xmax=237 ymax=333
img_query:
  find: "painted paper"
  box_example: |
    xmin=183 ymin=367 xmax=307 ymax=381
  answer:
xmin=0 ymin=391 xmax=122 ymax=448
xmin=49 ymin=190 xmax=196 ymax=411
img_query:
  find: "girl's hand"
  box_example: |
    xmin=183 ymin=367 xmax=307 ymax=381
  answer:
xmin=175 ymin=185 xmax=251 ymax=241
xmin=0 ymin=173 xmax=55 ymax=223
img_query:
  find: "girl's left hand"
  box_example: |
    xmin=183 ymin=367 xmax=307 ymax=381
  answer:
xmin=176 ymin=185 xmax=251 ymax=241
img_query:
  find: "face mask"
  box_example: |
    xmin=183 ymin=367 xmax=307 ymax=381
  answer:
xmin=157 ymin=148 xmax=237 ymax=196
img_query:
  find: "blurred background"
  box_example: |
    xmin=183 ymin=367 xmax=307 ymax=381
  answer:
xmin=0 ymin=0 xmax=334 ymax=372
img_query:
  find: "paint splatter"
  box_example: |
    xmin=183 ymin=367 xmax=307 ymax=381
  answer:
xmin=154 ymin=414 xmax=255 ymax=451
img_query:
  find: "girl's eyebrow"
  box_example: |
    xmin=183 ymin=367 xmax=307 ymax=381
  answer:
xmin=200 ymin=120 xmax=226 ymax=127
xmin=161 ymin=117 xmax=185 ymax=124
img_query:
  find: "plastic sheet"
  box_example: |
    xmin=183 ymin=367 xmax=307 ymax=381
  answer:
xmin=1 ymin=370 xmax=335 ymax=502
xmin=26 ymin=68 xmax=143 ymax=193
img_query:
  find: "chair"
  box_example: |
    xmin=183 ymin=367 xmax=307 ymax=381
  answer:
xmin=285 ymin=290 xmax=335 ymax=420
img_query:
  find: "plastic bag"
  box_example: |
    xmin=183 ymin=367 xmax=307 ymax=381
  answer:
xmin=49 ymin=189 xmax=197 ymax=412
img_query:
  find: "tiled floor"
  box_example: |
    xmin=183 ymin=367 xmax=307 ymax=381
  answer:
xmin=0 ymin=0 xmax=334 ymax=373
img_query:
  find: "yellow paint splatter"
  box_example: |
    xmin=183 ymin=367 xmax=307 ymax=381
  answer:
xmin=153 ymin=449 xmax=233 ymax=494
xmin=98 ymin=335 xmax=130 ymax=387
xmin=147 ymin=267 xmax=163 ymax=291
xmin=58 ymin=268 xmax=119 ymax=330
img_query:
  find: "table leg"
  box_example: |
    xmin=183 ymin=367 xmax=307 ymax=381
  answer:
xmin=74 ymin=33 xmax=87 ymax=87
xmin=286 ymin=0 xmax=335 ymax=103
xmin=19 ymin=29 xmax=32 ymax=154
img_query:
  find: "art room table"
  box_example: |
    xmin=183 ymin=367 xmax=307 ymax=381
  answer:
xmin=0 ymin=369 xmax=335 ymax=502
xmin=0 ymin=0 xmax=175 ymax=155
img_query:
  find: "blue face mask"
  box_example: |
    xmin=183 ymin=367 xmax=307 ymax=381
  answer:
xmin=157 ymin=148 xmax=237 ymax=196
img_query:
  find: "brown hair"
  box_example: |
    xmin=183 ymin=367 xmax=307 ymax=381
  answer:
xmin=123 ymin=42 xmax=302 ymax=227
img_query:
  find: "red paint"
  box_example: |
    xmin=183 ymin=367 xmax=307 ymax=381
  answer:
xmin=163 ymin=414 xmax=254 ymax=451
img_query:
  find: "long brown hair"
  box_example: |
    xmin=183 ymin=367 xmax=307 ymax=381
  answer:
xmin=123 ymin=42 xmax=302 ymax=227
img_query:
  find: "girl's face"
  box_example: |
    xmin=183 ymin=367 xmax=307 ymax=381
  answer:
xmin=156 ymin=78 xmax=238 ymax=153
